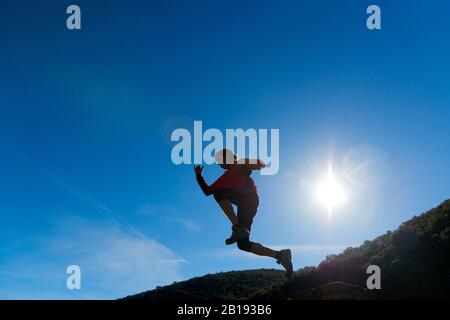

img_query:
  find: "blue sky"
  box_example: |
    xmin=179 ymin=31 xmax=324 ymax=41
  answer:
xmin=1 ymin=0 xmax=450 ymax=299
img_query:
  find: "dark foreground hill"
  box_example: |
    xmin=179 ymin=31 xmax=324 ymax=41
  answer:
xmin=125 ymin=199 xmax=450 ymax=300
xmin=124 ymin=269 xmax=285 ymax=300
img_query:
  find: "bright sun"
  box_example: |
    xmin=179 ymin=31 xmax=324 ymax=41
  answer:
xmin=315 ymin=165 xmax=347 ymax=214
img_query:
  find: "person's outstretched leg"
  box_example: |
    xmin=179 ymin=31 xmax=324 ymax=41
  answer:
xmin=236 ymin=240 xmax=292 ymax=277
xmin=248 ymin=242 xmax=277 ymax=258
xmin=248 ymin=242 xmax=293 ymax=277
xmin=234 ymin=197 xmax=293 ymax=277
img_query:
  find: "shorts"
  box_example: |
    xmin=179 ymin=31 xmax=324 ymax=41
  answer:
xmin=213 ymin=188 xmax=259 ymax=232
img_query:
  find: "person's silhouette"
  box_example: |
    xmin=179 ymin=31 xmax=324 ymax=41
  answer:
xmin=194 ymin=149 xmax=293 ymax=276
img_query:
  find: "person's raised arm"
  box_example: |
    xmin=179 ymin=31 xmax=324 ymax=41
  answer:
xmin=194 ymin=165 xmax=213 ymax=196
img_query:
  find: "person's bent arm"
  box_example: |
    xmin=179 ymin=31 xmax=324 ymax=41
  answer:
xmin=194 ymin=165 xmax=213 ymax=196
xmin=236 ymin=159 xmax=266 ymax=171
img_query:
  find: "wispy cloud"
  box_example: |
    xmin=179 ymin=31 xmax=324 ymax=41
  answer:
xmin=14 ymin=157 xmax=152 ymax=242
xmin=0 ymin=217 xmax=186 ymax=299
xmin=47 ymin=175 xmax=151 ymax=240
xmin=166 ymin=217 xmax=201 ymax=233
xmin=136 ymin=204 xmax=176 ymax=216
xmin=136 ymin=204 xmax=201 ymax=233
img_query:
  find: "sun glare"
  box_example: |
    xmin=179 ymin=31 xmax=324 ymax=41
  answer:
xmin=315 ymin=165 xmax=347 ymax=214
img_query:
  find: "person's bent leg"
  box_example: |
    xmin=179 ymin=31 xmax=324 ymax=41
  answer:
xmin=213 ymin=190 xmax=238 ymax=225
xmin=213 ymin=190 xmax=249 ymax=244
xmin=217 ymin=199 xmax=239 ymax=225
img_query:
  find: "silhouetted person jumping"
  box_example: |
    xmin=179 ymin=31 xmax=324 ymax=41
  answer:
xmin=194 ymin=149 xmax=293 ymax=276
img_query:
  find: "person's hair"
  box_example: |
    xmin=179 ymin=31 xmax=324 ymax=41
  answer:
xmin=214 ymin=149 xmax=236 ymax=165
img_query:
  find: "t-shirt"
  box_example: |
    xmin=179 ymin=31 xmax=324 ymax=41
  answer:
xmin=196 ymin=161 xmax=264 ymax=196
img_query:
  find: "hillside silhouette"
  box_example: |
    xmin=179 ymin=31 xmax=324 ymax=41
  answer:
xmin=125 ymin=199 xmax=450 ymax=300
xmin=125 ymin=269 xmax=285 ymax=300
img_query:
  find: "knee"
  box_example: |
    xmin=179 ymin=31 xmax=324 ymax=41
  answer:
xmin=237 ymin=239 xmax=253 ymax=252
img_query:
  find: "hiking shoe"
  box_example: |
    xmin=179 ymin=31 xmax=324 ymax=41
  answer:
xmin=276 ymin=249 xmax=293 ymax=277
xmin=225 ymin=224 xmax=249 ymax=245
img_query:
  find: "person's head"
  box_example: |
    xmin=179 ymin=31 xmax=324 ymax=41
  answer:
xmin=215 ymin=149 xmax=237 ymax=169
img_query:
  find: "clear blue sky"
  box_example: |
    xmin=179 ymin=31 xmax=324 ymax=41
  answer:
xmin=0 ymin=0 xmax=449 ymax=299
